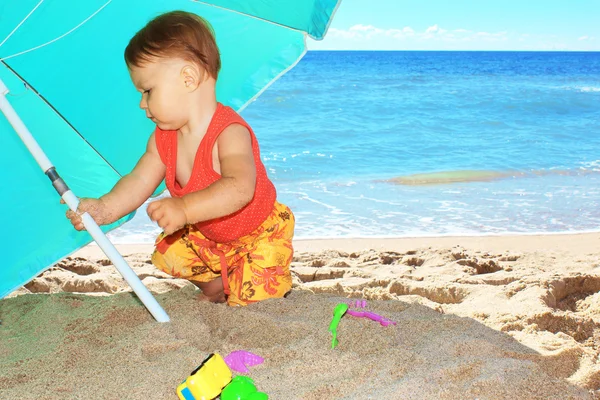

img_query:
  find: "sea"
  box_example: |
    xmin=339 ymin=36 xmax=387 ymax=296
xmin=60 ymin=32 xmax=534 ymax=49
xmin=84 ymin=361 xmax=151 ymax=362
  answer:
xmin=108 ymin=51 xmax=600 ymax=243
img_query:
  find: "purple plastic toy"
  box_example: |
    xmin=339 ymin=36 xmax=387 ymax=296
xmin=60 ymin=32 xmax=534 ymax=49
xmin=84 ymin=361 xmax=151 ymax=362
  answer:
xmin=346 ymin=300 xmax=396 ymax=327
xmin=223 ymin=351 xmax=264 ymax=373
xmin=346 ymin=309 xmax=396 ymax=326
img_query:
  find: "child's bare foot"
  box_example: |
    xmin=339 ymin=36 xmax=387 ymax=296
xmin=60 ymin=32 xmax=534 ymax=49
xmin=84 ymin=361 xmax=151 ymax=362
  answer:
xmin=196 ymin=291 xmax=226 ymax=303
xmin=191 ymin=278 xmax=227 ymax=303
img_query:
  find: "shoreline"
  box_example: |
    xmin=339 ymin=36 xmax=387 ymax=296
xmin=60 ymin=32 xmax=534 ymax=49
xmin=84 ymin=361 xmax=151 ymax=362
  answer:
xmin=81 ymin=231 xmax=600 ymax=258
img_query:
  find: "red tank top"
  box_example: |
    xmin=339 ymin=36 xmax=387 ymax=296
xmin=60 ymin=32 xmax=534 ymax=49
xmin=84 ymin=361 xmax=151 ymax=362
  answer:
xmin=154 ymin=103 xmax=276 ymax=243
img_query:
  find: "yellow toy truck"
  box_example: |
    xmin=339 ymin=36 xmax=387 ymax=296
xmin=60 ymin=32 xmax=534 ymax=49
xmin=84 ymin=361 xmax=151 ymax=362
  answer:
xmin=177 ymin=353 xmax=232 ymax=400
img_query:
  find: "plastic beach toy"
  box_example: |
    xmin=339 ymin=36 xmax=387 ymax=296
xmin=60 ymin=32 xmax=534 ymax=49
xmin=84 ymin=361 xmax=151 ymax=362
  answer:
xmin=347 ymin=300 xmax=396 ymax=326
xmin=224 ymin=351 xmax=264 ymax=373
xmin=329 ymin=303 xmax=349 ymax=349
xmin=346 ymin=309 xmax=397 ymax=326
xmin=221 ymin=376 xmax=268 ymax=400
xmin=177 ymin=353 xmax=232 ymax=400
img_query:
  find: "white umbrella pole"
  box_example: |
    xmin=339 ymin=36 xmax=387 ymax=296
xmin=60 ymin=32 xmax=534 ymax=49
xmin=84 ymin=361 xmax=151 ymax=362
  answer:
xmin=0 ymin=78 xmax=169 ymax=323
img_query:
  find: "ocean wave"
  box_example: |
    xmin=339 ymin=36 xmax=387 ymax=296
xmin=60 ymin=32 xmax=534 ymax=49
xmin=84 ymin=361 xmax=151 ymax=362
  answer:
xmin=579 ymin=160 xmax=600 ymax=171
xmin=563 ymin=85 xmax=600 ymax=93
xmin=579 ymin=86 xmax=600 ymax=93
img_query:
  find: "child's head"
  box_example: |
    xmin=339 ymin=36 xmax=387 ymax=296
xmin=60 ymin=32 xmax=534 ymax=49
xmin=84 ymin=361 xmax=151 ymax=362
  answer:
xmin=125 ymin=11 xmax=220 ymax=78
xmin=125 ymin=11 xmax=221 ymax=129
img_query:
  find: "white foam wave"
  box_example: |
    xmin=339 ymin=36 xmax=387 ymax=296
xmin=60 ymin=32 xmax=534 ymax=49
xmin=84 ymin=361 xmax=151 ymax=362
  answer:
xmin=564 ymin=85 xmax=600 ymax=93
xmin=579 ymin=86 xmax=600 ymax=93
xmin=579 ymin=160 xmax=600 ymax=171
xmin=558 ymin=85 xmax=600 ymax=93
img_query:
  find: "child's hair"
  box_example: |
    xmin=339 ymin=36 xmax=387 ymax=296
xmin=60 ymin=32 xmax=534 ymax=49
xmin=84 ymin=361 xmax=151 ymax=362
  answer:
xmin=125 ymin=11 xmax=221 ymax=80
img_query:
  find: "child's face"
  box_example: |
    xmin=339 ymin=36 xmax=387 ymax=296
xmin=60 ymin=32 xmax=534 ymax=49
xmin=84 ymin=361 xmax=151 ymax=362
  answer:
xmin=128 ymin=58 xmax=194 ymax=131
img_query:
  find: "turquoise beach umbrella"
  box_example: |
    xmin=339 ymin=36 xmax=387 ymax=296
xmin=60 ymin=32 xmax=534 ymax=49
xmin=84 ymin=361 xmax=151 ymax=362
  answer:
xmin=0 ymin=0 xmax=340 ymax=317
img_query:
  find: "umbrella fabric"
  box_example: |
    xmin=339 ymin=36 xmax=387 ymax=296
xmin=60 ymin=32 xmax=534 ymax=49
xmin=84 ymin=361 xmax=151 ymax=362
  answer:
xmin=0 ymin=0 xmax=339 ymax=298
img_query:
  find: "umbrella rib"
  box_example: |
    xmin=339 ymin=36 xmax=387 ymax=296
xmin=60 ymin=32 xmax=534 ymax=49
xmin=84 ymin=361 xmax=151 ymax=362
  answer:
xmin=189 ymin=0 xmax=343 ymax=40
xmin=1 ymin=0 xmax=341 ymax=60
xmin=317 ymin=0 xmax=343 ymax=41
xmin=0 ymin=0 xmax=112 ymax=61
xmin=0 ymin=0 xmax=45 ymax=49
xmin=1 ymin=60 xmax=123 ymax=178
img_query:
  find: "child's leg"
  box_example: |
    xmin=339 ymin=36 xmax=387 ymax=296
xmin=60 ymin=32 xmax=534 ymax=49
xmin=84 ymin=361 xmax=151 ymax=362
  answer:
xmin=191 ymin=278 xmax=226 ymax=303
xmin=151 ymin=227 xmax=222 ymax=302
xmin=227 ymin=202 xmax=295 ymax=306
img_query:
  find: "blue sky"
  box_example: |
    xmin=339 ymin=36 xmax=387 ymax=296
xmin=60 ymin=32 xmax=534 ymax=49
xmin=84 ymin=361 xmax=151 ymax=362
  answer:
xmin=308 ymin=0 xmax=600 ymax=51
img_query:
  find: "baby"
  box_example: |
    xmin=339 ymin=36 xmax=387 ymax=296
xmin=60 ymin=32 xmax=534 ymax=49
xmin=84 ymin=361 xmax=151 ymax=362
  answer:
xmin=65 ymin=11 xmax=294 ymax=306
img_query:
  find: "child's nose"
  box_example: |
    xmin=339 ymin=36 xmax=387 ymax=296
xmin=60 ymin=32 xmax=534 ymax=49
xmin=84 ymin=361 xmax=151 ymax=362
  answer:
xmin=139 ymin=96 xmax=148 ymax=110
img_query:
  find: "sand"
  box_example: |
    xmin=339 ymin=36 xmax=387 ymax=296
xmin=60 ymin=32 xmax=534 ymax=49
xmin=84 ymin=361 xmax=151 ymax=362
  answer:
xmin=2 ymin=233 xmax=600 ymax=399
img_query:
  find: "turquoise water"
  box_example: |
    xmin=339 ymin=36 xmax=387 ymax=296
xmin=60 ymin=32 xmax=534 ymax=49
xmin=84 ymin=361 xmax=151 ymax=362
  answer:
xmin=110 ymin=51 xmax=600 ymax=243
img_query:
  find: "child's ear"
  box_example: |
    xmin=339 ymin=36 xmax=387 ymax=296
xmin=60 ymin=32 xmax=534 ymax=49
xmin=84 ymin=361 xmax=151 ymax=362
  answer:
xmin=181 ymin=65 xmax=202 ymax=90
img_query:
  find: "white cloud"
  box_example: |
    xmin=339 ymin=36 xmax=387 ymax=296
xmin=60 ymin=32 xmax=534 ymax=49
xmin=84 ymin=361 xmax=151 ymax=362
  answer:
xmin=426 ymin=24 xmax=439 ymax=34
xmin=326 ymin=24 xmax=508 ymax=45
xmin=312 ymin=24 xmax=600 ymax=51
xmin=385 ymin=29 xmax=404 ymax=39
xmin=473 ymin=31 xmax=508 ymax=41
xmin=385 ymin=26 xmax=415 ymax=39
xmin=328 ymin=27 xmax=358 ymax=39
xmin=350 ymin=24 xmax=378 ymax=32
xmin=348 ymin=24 xmax=383 ymax=39
xmin=328 ymin=24 xmax=385 ymax=39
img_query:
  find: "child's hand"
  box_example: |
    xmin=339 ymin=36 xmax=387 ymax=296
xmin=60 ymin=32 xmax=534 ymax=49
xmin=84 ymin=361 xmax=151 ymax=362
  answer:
xmin=146 ymin=198 xmax=188 ymax=235
xmin=62 ymin=198 xmax=114 ymax=231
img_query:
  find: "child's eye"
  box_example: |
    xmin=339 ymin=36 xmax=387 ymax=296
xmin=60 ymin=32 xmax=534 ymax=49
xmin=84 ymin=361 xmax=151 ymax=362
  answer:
xmin=143 ymin=89 xmax=152 ymax=94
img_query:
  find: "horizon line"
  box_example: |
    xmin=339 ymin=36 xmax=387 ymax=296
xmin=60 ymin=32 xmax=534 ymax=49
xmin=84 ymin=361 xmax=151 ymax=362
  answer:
xmin=307 ymin=49 xmax=600 ymax=52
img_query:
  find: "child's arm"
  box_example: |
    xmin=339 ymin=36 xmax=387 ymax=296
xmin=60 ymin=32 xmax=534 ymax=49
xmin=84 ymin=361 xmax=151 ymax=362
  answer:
xmin=65 ymin=133 xmax=166 ymax=230
xmin=146 ymin=124 xmax=256 ymax=234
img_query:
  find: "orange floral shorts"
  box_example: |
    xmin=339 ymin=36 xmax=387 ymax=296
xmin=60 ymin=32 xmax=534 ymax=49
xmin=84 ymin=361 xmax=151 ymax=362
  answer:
xmin=151 ymin=201 xmax=294 ymax=306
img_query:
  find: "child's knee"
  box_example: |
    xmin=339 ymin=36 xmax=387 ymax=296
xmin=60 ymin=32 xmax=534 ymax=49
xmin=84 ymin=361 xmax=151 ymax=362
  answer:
xmin=191 ymin=279 xmax=226 ymax=303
